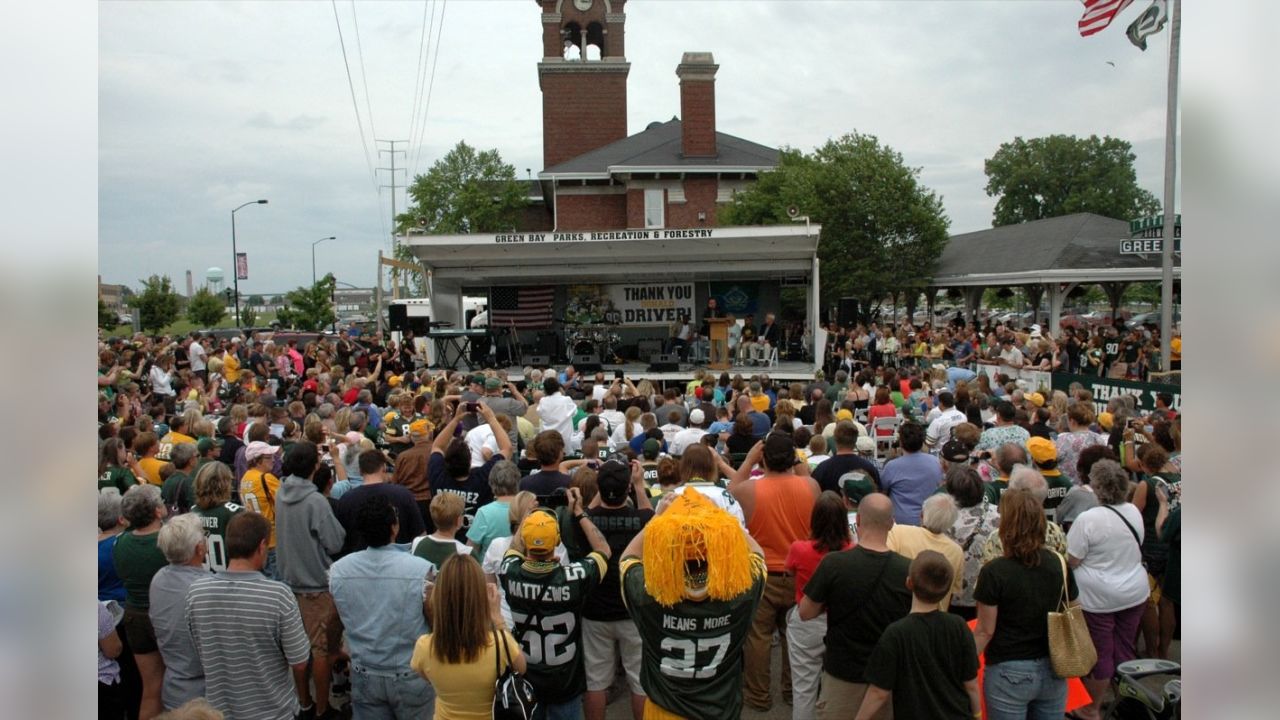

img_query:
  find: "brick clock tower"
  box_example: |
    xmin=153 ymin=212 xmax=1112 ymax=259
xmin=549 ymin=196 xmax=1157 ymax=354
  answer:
xmin=537 ymin=0 xmax=629 ymax=169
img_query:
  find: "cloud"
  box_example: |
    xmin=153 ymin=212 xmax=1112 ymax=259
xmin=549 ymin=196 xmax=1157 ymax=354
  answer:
xmin=99 ymin=1 xmax=1180 ymax=291
xmin=245 ymin=112 xmax=327 ymax=132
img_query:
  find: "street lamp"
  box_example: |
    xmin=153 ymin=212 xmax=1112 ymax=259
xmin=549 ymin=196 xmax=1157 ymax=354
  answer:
xmin=312 ymin=236 xmax=336 ymax=286
xmin=231 ymin=199 xmax=268 ymax=327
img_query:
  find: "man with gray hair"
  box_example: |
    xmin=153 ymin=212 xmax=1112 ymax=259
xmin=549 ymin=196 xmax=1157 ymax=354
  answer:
xmin=982 ymin=442 xmax=1028 ymax=505
xmin=979 ymin=466 xmax=1069 ymax=564
xmin=886 ymin=494 xmax=965 ymax=610
xmin=161 ymin=443 xmax=200 ymax=514
xmin=149 ymin=514 xmax=208 ymax=710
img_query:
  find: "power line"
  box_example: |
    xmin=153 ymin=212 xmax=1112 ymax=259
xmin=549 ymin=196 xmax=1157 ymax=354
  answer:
xmin=350 ymin=0 xmax=378 ymax=143
xmin=331 ymin=0 xmax=388 ymax=246
xmin=407 ymin=0 xmax=436 ymax=163
xmin=411 ymin=0 xmax=448 ymax=178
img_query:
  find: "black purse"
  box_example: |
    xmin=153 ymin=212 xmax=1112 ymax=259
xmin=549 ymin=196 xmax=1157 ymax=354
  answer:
xmin=492 ymin=628 xmax=538 ymax=720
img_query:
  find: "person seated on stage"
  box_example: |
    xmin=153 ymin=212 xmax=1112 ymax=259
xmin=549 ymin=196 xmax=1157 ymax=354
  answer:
xmin=666 ymin=314 xmax=694 ymax=361
xmin=754 ymin=313 xmax=782 ymax=364
xmin=737 ymin=314 xmax=758 ymax=364
xmin=725 ymin=313 xmax=742 ymax=362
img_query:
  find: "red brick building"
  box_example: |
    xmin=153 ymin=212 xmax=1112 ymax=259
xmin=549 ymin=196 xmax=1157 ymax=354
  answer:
xmin=526 ymin=0 xmax=779 ymax=234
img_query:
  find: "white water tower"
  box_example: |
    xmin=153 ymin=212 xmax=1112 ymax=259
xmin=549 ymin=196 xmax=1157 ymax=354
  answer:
xmin=206 ymin=267 xmax=225 ymax=294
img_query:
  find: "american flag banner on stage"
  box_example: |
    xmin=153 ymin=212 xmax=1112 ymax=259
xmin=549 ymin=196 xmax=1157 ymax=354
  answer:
xmin=1078 ymin=0 xmax=1134 ymax=37
xmin=490 ymin=286 xmax=555 ymax=329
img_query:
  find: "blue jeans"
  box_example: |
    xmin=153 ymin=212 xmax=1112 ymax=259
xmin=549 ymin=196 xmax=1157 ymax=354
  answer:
xmin=533 ymin=695 xmax=582 ymax=720
xmin=351 ymin=666 xmax=435 ymax=720
xmin=983 ymin=657 xmax=1068 ymax=720
xmin=262 ymin=548 xmax=279 ymax=580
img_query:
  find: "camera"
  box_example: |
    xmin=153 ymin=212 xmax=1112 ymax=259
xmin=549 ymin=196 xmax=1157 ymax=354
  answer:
xmin=537 ymin=488 xmax=569 ymax=509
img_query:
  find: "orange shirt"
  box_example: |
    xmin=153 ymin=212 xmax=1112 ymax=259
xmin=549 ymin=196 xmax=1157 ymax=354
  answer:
xmin=746 ymin=473 xmax=816 ymax=571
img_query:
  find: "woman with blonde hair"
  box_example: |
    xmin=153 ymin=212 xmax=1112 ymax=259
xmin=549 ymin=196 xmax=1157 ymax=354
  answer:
xmin=411 ymin=554 xmax=525 ymax=720
xmin=610 ymin=406 xmax=644 ymax=451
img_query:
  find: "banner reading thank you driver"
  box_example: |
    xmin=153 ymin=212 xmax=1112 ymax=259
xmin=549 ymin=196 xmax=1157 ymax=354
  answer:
xmin=607 ymin=283 xmax=694 ymax=326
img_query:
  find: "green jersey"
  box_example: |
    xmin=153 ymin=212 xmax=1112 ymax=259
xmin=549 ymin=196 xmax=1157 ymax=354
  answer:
xmin=383 ymin=412 xmax=416 ymax=458
xmin=99 ymin=466 xmax=138 ymax=494
xmin=621 ymin=554 xmax=766 ymax=720
xmin=192 ymin=501 xmax=245 ymax=573
xmin=499 ymin=550 xmax=605 ymax=704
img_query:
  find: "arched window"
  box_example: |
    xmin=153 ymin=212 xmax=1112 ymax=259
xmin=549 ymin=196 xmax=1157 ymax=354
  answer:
xmin=585 ymin=21 xmax=605 ymax=60
xmin=562 ymin=22 xmax=583 ymax=60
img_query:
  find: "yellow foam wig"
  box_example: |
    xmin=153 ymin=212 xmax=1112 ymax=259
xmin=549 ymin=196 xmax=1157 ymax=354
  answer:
xmin=642 ymin=490 xmax=757 ymax=607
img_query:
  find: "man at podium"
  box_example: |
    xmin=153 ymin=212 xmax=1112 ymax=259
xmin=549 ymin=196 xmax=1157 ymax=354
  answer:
xmin=700 ymin=297 xmax=728 ymax=367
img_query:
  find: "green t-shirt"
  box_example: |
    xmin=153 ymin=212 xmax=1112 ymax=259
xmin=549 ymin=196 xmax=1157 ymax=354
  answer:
xmin=622 ymin=555 xmax=766 ymax=720
xmin=413 ymin=535 xmax=466 ymax=568
xmin=383 ymin=412 xmax=416 ymax=458
xmin=99 ymin=466 xmax=138 ymax=494
xmin=112 ymin=530 xmax=167 ymax=609
xmin=161 ymin=472 xmax=196 ymax=513
xmin=863 ymin=611 xmax=979 ymax=719
xmin=803 ymin=546 xmax=912 ymax=682
xmin=1159 ymin=505 xmax=1181 ymax=604
xmin=972 ymin=548 xmax=1077 ymax=666
xmin=983 ymin=479 xmax=1009 ymax=506
xmin=499 ymin=551 xmax=605 ymax=704
xmin=193 ymin=501 xmax=245 ymax=573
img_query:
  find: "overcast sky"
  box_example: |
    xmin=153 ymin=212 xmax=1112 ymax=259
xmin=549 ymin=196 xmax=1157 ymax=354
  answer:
xmin=98 ymin=0 xmax=1180 ymax=295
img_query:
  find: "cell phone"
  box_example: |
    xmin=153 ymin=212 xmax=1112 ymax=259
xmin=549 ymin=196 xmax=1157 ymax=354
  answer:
xmin=537 ymin=492 xmax=569 ymax=509
xmin=466 ymin=401 xmax=479 ymax=413
xmin=614 ymin=369 xmax=624 ymax=380
xmin=320 ymin=443 xmax=330 ymax=453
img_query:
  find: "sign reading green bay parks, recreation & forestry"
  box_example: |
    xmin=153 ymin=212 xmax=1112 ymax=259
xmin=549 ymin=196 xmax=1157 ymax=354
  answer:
xmin=1122 ymin=214 xmax=1181 ymax=255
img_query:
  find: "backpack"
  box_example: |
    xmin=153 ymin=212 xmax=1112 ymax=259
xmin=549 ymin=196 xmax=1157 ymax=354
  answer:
xmin=492 ymin=629 xmax=538 ymax=720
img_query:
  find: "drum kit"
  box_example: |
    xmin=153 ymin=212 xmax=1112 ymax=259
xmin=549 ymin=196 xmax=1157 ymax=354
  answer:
xmin=565 ymin=322 xmax=622 ymax=362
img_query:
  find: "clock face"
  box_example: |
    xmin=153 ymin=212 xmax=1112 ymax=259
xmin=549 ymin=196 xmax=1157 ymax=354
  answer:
xmin=573 ymin=0 xmax=593 ymax=12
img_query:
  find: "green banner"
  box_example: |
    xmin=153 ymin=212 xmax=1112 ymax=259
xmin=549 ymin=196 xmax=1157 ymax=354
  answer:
xmin=1050 ymin=373 xmax=1180 ymax=415
xmin=709 ymin=282 xmax=759 ymax=318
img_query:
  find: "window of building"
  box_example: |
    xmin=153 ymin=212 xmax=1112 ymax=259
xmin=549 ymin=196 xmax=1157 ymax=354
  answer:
xmin=644 ymin=188 xmax=665 ymax=229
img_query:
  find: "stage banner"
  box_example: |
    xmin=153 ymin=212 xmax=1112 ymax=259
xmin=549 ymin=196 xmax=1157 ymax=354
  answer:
xmin=1050 ymin=373 xmax=1181 ymax=415
xmin=565 ymin=284 xmax=609 ymax=325
xmin=709 ymin=281 xmax=759 ymax=318
xmin=608 ymin=282 xmax=695 ymax=326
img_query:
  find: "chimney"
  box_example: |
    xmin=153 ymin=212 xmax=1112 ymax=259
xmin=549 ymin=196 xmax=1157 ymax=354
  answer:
xmin=185 ymin=270 xmax=194 ymax=298
xmin=676 ymin=52 xmax=718 ymax=158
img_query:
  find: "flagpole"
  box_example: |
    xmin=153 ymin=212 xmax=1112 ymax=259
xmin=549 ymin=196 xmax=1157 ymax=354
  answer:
xmin=1159 ymin=0 xmax=1180 ymax=372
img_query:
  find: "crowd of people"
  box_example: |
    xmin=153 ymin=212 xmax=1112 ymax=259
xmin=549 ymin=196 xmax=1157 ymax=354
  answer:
xmin=96 ymin=321 xmax=1181 ymax=720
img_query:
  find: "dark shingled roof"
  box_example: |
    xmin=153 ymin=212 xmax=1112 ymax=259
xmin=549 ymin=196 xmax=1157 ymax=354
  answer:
xmin=934 ymin=213 xmax=1180 ymax=280
xmin=541 ymin=119 xmax=779 ymax=176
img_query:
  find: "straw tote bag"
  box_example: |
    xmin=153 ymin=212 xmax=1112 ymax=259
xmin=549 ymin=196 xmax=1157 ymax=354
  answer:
xmin=1047 ymin=551 xmax=1097 ymax=678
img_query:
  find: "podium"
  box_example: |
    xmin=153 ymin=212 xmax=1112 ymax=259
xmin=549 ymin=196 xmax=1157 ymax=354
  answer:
xmin=707 ymin=318 xmax=732 ymax=369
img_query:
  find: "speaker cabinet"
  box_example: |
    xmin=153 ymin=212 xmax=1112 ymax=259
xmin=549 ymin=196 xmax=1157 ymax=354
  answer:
xmin=527 ymin=355 xmax=551 ymax=367
xmin=838 ymin=297 xmax=859 ymax=327
xmin=572 ymin=354 xmax=602 ymax=372
xmin=647 ymin=353 xmax=680 ymax=372
xmin=388 ymin=304 xmax=409 ymax=331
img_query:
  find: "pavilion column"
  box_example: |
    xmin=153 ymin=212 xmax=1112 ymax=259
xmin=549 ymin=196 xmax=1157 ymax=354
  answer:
xmin=964 ymin=286 xmax=985 ymax=326
xmin=1024 ymin=284 xmax=1045 ymax=327
xmin=1046 ymin=282 xmax=1078 ymax=336
xmin=924 ymin=288 xmax=938 ymax=328
xmin=811 ymin=253 xmax=821 ymax=372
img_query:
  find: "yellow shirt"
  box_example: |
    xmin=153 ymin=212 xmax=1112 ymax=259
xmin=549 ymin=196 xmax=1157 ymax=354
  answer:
xmin=886 ymin=525 xmax=965 ymax=611
xmin=750 ymin=394 xmax=770 ymax=413
xmin=137 ymin=456 xmax=167 ymax=486
xmin=222 ymin=353 xmax=241 ymax=383
xmin=239 ymin=468 xmax=280 ymax=548
xmin=157 ymin=432 xmax=196 ymax=461
xmin=411 ymin=629 xmax=521 ymax=720
xmin=1170 ymin=337 xmax=1181 ymax=362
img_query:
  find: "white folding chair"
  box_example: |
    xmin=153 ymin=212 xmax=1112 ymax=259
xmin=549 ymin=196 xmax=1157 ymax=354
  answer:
xmin=766 ymin=345 xmax=779 ymax=368
xmin=872 ymin=416 xmax=901 ymax=461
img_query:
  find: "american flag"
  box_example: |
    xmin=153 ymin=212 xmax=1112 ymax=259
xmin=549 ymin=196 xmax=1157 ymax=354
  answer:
xmin=490 ymin=286 xmax=555 ymax=329
xmin=1078 ymin=0 xmax=1134 ymax=37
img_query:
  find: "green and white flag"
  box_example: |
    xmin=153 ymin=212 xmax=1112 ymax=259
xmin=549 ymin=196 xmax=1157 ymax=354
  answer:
xmin=1126 ymin=0 xmax=1169 ymax=51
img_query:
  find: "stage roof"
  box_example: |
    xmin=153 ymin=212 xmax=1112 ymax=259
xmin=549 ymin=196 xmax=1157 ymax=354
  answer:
xmin=932 ymin=213 xmax=1182 ymax=287
xmin=404 ymin=224 xmax=820 ymax=285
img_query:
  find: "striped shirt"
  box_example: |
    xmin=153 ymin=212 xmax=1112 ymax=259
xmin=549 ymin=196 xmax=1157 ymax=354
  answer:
xmin=186 ymin=571 xmax=309 ymax=720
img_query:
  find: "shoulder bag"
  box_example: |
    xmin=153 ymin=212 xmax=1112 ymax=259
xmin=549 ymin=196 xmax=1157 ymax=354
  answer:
xmin=492 ymin=628 xmax=538 ymax=720
xmin=1046 ymin=551 xmax=1097 ymax=678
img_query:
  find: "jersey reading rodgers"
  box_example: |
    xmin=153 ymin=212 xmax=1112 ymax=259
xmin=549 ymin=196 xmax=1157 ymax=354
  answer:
xmin=621 ymin=553 xmax=766 ymax=720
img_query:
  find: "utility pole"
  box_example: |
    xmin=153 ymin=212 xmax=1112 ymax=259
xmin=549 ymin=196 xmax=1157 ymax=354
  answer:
xmin=377 ymin=139 xmax=408 ymax=301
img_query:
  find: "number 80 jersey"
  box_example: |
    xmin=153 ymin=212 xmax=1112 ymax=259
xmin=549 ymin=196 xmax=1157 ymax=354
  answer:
xmin=621 ymin=554 xmax=766 ymax=720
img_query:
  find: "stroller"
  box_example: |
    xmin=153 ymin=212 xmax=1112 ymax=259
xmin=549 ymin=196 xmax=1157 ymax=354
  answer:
xmin=1104 ymin=659 xmax=1181 ymax=719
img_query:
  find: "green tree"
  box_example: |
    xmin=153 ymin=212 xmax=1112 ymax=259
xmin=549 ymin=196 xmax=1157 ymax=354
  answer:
xmin=984 ymin=134 xmax=1161 ymax=226
xmin=134 ymin=275 xmax=182 ymax=334
xmin=241 ymin=307 xmax=258 ymax=327
xmin=269 ymin=295 xmax=283 ymax=306
xmin=186 ymin=287 xmax=226 ymax=328
xmin=393 ymin=243 xmax=428 ymax=297
xmin=247 ymin=294 xmax=264 ymax=308
xmin=98 ymin=299 xmax=119 ymax=330
xmin=395 ymin=141 xmax=526 ymax=235
xmin=722 ymin=133 xmax=950 ymax=320
xmin=275 ymin=275 xmax=336 ymax=331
